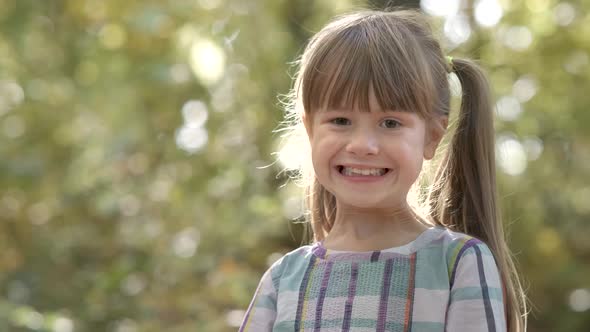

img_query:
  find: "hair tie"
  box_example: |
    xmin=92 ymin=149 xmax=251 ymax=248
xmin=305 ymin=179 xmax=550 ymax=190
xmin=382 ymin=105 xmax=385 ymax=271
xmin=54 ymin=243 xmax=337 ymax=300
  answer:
xmin=446 ymin=56 xmax=454 ymax=72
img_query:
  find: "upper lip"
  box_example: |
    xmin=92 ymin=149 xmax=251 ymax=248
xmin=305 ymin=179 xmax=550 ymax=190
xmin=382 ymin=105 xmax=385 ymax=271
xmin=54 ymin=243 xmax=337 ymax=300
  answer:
xmin=337 ymin=164 xmax=389 ymax=169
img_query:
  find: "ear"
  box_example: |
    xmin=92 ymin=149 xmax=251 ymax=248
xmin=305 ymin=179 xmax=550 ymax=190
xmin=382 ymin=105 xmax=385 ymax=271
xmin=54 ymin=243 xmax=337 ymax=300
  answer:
xmin=424 ymin=116 xmax=448 ymax=160
xmin=302 ymin=112 xmax=313 ymax=139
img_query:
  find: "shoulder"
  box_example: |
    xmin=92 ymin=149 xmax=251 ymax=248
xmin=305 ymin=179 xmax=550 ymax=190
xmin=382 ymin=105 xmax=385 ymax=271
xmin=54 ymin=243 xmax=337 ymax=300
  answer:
xmin=420 ymin=227 xmax=488 ymax=259
xmin=251 ymin=244 xmax=314 ymax=296
xmin=265 ymin=244 xmax=315 ymax=279
xmin=427 ymin=227 xmax=498 ymax=282
xmin=435 ymin=228 xmax=491 ymax=263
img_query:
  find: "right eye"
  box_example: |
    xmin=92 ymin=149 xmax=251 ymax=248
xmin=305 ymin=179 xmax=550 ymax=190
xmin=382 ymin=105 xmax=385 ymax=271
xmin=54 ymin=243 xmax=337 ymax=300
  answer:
xmin=330 ymin=117 xmax=351 ymax=126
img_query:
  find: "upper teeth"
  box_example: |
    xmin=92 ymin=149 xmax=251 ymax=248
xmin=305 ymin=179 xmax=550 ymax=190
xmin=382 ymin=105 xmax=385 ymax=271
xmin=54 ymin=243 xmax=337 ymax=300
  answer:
xmin=342 ymin=167 xmax=386 ymax=176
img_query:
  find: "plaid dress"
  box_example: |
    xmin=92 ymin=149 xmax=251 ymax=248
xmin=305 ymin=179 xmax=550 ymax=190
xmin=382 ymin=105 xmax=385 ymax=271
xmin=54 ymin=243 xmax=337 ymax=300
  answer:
xmin=239 ymin=226 xmax=506 ymax=332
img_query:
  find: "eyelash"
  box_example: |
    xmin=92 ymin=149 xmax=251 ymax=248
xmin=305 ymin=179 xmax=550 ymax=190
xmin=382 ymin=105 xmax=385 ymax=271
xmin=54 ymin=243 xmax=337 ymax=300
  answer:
xmin=329 ymin=117 xmax=401 ymax=128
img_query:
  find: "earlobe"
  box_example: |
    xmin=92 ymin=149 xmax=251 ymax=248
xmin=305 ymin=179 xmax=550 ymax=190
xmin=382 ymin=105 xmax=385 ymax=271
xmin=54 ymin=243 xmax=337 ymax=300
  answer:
xmin=424 ymin=117 xmax=448 ymax=160
xmin=425 ymin=134 xmax=443 ymax=159
xmin=424 ymin=141 xmax=437 ymax=160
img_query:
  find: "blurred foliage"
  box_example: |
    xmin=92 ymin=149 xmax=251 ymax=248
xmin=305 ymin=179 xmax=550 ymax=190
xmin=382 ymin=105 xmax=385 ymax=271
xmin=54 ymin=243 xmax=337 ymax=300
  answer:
xmin=0 ymin=0 xmax=589 ymax=331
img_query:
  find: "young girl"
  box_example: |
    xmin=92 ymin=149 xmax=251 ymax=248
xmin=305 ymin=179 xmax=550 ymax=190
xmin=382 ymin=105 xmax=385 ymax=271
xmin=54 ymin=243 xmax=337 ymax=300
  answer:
xmin=240 ymin=9 xmax=527 ymax=332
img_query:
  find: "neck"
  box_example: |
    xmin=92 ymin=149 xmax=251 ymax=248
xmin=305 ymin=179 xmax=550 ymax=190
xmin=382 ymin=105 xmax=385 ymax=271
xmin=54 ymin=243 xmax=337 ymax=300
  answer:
xmin=322 ymin=201 xmax=431 ymax=251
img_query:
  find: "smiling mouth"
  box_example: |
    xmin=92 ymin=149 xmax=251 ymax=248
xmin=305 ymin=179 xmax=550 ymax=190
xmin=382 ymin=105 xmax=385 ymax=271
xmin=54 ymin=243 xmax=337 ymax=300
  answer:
xmin=337 ymin=166 xmax=390 ymax=176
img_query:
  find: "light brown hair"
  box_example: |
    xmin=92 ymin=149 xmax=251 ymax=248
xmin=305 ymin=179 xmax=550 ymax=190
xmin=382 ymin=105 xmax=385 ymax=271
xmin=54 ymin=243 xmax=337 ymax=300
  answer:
xmin=279 ymin=9 xmax=528 ymax=331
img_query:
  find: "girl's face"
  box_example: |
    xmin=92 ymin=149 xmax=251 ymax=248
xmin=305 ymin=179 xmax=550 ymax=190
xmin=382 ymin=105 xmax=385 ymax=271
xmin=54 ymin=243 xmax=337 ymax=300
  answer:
xmin=303 ymin=92 xmax=442 ymax=212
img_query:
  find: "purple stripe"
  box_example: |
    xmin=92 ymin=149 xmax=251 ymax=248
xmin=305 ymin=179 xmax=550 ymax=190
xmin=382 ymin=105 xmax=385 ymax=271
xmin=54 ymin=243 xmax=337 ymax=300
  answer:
xmin=313 ymin=242 xmax=328 ymax=259
xmin=405 ymin=253 xmax=417 ymax=332
xmin=342 ymin=262 xmax=359 ymax=332
xmin=370 ymin=251 xmax=381 ymax=262
xmin=376 ymin=258 xmax=394 ymax=332
xmin=474 ymin=245 xmax=497 ymax=332
xmin=238 ymin=300 xmax=253 ymax=332
xmin=450 ymin=238 xmax=481 ymax=288
xmin=294 ymin=255 xmax=317 ymax=331
xmin=314 ymin=261 xmax=334 ymax=331
xmin=238 ymin=299 xmax=254 ymax=332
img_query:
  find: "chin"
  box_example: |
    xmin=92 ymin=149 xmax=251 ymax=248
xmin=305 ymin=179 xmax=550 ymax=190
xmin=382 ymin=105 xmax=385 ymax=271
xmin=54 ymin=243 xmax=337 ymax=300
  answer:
xmin=336 ymin=196 xmax=392 ymax=210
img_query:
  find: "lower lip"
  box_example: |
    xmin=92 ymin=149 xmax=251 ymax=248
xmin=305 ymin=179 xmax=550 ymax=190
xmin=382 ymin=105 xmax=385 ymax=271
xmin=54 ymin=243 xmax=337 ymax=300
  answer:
xmin=336 ymin=168 xmax=390 ymax=183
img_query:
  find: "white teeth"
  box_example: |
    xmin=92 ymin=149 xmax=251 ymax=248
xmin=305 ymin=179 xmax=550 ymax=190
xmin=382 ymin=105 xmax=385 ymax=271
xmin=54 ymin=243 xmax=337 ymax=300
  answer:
xmin=341 ymin=167 xmax=387 ymax=176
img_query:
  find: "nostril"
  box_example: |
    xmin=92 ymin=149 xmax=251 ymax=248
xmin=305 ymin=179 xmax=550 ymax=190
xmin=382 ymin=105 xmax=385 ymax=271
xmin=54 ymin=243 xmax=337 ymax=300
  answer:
xmin=345 ymin=139 xmax=379 ymax=155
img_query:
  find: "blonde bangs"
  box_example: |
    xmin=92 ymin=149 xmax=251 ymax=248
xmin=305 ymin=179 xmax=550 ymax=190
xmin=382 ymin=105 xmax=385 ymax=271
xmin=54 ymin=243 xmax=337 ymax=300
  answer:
xmin=299 ymin=13 xmax=435 ymax=116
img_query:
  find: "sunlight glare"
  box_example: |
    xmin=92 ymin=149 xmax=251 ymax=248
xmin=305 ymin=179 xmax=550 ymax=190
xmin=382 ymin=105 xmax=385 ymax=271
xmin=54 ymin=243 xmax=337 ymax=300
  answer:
xmin=553 ymin=2 xmax=576 ymax=26
xmin=189 ymin=38 xmax=226 ymax=86
xmin=444 ymin=14 xmax=471 ymax=45
xmin=181 ymin=100 xmax=208 ymax=127
xmin=475 ymin=0 xmax=503 ymax=27
xmin=512 ymin=75 xmax=538 ymax=102
xmin=500 ymin=26 xmax=533 ymax=51
xmin=420 ymin=0 xmax=460 ymax=17
xmin=175 ymin=125 xmax=208 ymax=154
xmin=53 ymin=316 xmax=74 ymax=332
xmin=226 ymin=310 xmax=246 ymax=327
xmin=569 ymin=288 xmax=590 ymax=312
xmin=496 ymin=135 xmax=527 ymax=176
xmin=496 ymin=96 xmax=522 ymax=121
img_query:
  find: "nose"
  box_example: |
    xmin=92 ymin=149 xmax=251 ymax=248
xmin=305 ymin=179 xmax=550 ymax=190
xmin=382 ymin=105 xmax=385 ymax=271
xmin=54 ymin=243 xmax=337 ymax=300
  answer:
xmin=345 ymin=129 xmax=379 ymax=155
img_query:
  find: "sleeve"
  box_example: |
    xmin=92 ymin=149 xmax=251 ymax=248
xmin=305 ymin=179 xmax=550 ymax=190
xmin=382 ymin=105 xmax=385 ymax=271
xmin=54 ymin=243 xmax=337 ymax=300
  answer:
xmin=445 ymin=241 xmax=507 ymax=332
xmin=238 ymin=267 xmax=278 ymax=332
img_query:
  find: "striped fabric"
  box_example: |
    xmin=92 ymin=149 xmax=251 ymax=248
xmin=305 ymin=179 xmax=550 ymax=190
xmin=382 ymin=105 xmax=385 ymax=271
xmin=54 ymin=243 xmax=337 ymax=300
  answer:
xmin=239 ymin=226 xmax=506 ymax=332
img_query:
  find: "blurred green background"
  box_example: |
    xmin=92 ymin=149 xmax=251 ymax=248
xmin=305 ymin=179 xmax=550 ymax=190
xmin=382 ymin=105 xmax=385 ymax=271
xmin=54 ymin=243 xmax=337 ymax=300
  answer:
xmin=0 ymin=0 xmax=589 ymax=331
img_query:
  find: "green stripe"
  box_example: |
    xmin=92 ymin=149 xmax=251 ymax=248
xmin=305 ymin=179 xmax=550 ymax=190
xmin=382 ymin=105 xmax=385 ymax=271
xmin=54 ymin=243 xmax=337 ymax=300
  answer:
xmin=411 ymin=321 xmax=446 ymax=330
xmin=415 ymin=246 xmax=451 ymax=289
xmin=447 ymin=237 xmax=472 ymax=277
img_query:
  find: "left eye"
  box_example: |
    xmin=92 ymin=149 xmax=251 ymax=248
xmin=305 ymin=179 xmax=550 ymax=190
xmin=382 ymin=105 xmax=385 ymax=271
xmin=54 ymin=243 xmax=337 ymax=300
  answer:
xmin=381 ymin=119 xmax=400 ymax=129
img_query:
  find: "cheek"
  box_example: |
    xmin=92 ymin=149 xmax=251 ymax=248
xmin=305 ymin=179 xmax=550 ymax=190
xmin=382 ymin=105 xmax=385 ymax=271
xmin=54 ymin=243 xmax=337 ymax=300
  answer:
xmin=398 ymin=140 xmax=425 ymax=175
xmin=309 ymin=138 xmax=332 ymax=168
xmin=411 ymin=157 xmax=424 ymax=177
xmin=310 ymin=131 xmax=338 ymax=154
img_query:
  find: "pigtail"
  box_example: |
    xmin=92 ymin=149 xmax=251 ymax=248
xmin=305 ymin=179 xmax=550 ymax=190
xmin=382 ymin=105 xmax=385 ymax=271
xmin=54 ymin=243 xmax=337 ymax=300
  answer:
xmin=427 ymin=58 xmax=528 ymax=331
xmin=428 ymin=58 xmax=497 ymax=241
